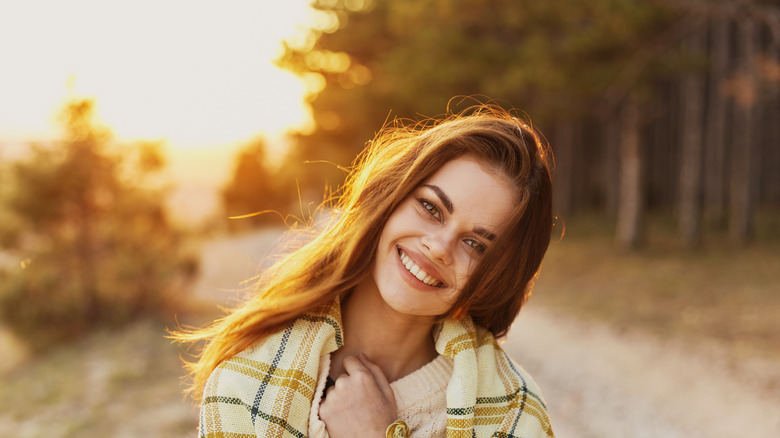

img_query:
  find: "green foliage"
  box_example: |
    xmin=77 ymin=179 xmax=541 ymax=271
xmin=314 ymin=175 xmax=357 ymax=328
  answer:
xmin=276 ymin=0 xmax=678 ymax=195
xmin=0 ymin=99 xmax=197 ymax=351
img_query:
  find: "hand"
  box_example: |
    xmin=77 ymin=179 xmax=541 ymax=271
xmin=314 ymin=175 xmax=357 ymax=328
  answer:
xmin=319 ymin=354 xmax=398 ymax=438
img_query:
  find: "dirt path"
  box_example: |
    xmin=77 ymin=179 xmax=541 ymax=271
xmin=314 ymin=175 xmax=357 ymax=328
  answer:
xmin=505 ymin=307 xmax=780 ymax=437
xmin=192 ymin=228 xmax=287 ymax=307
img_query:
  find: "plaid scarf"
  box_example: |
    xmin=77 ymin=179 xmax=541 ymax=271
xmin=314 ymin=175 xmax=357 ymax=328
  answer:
xmin=199 ymin=300 xmax=553 ymax=438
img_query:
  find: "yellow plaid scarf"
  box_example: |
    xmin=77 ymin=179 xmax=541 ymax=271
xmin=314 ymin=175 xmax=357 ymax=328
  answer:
xmin=199 ymin=300 xmax=553 ymax=438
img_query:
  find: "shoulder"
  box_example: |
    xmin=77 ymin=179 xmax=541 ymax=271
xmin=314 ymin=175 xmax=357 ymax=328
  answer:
xmin=487 ymin=336 xmax=554 ymax=437
xmin=199 ymin=310 xmax=341 ymax=437
xmin=203 ymin=301 xmax=344 ymax=403
xmin=437 ymin=317 xmax=554 ymax=437
xmin=199 ymin=342 xmax=280 ymax=420
xmin=199 ymin=345 xmax=267 ymax=436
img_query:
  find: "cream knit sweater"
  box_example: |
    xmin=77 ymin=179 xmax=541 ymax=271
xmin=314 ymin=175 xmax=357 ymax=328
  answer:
xmin=308 ymin=354 xmax=454 ymax=437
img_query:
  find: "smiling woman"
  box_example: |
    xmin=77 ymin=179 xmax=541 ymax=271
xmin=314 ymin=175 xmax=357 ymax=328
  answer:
xmin=370 ymin=157 xmax=516 ymax=318
xmin=0 ymin=0 xmax=314 ymax=148
xmin=176 ymin=105 xmax=556 ymax=437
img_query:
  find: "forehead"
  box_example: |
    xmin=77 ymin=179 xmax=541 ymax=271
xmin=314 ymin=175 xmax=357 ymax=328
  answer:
xmin=422 ymin=156 xmax=516 ymax=229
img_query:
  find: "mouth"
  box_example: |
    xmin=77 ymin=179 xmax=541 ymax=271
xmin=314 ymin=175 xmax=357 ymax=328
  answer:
xmin=398 ymin=247 xmax=445 ymax=288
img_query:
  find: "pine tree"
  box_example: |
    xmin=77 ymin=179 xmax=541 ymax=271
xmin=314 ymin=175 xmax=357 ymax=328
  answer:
xmin=0 ymin=99 xmax=196 ymax=349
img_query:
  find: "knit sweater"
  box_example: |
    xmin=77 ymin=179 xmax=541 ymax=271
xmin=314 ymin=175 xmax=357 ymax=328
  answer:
xmin=199 ymin=300 xmax=554 ymax=438
xmin=307 ymin=354 xmax=453 ymax=437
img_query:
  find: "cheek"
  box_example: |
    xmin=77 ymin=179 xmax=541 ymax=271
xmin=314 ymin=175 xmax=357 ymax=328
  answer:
xmin=443 ymin=287 xmax=463 ymax=303
xmin=455 ymin=255 xmax=480 ymax=286
xmin=380 ymin=203 xmax=413 ymax=239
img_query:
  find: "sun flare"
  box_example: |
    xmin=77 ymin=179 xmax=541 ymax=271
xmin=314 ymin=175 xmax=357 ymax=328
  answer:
xmin=0 ymin=0 xmax=315 ymax=150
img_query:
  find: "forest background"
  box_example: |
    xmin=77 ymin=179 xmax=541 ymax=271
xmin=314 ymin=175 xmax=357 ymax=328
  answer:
xmin=1 ymin=0 xmax=779 ymax=436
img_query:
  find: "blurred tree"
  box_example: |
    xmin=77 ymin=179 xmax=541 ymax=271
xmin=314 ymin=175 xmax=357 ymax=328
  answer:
xmin=729 ymin=16 xmax=760 ymax=245
xmin=703 ymin=17 xmax=730 ymax=231
xmin=277 ymin=0 xmax=678 ymax=217
xmin=0 ymin=99 xmax=197 ymax=350
xmin=221 ymin=138 xmax=297 ymax=230
xmin=615 ymin=98 xmax=644 ymax=248
xmin=678 ymin=22 xmax=707 ymax=248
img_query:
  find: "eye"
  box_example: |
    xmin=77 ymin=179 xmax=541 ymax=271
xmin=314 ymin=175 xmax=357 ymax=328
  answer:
xmin=464 ymin=238 xmax=486 ymax=254
xmin=418 ymin=198 xmax=441 ymax=220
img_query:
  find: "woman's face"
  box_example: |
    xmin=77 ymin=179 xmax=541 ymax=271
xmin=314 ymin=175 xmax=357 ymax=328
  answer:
xmin=370 ymin=156 xmax=516 ymax=319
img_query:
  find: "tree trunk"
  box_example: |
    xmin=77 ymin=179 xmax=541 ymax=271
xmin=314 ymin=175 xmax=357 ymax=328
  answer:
xmin=604 ymin=118 xmax=620 ymax=217
xmin=650 ymin=83 xmax=678 ymax=210
xmin=729 ymin=16 xmax=759 ymax=244
xmin=703 ymin=18 xmax=730 ymax=230
xmin=552 ymin=119 xmax=576 ymax=218
xmin=763 ymin=23 xmax=780 ymax=207
xmin=616 ymin=100 xmax=644 ymax=249
xmin=679 ymin=26 xmax=706 ymax=248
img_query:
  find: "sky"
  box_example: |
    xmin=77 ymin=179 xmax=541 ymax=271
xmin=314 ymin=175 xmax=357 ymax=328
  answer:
xmin=0 ymin=0 xmax=324 ymax=224
xmin=0 ymin=0 xmax=317 ymax=151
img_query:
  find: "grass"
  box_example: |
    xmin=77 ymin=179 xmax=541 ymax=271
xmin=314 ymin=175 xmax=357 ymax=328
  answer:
xmin=0 ymin=319 xmax=198 ymax=437
xmin=532 ymin=214 xmax=780 ymax=362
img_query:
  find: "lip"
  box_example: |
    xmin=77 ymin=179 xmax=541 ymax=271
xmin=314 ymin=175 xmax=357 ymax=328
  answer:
xmin=395 ymin=245 xmax=447 ymax=290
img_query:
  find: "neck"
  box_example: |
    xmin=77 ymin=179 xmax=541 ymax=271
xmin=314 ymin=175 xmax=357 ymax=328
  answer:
xmin=332 ymin=280 xmax=439 ymax=383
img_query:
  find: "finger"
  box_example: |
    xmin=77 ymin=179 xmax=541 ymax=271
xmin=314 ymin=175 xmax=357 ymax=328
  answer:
xmin=357 ymin=354 xmax=390 ymax=386
xmin=358 ymin=353 xmax=395 ymax=401
xmin=341 ymin=354 xmax=369 ymax=376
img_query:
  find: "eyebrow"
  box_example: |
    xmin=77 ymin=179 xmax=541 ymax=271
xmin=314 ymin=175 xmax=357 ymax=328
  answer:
xmin=473 ymin=227 xmax=497 ymax=241
xmin=421 ymin=184 xmax=453 ymax=214
xmin=421 ymin=183 xmax=498 ymax=241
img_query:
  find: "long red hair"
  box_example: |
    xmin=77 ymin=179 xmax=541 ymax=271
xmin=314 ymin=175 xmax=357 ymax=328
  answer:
xmin=175 ymin=105 xmax=554 ymax=399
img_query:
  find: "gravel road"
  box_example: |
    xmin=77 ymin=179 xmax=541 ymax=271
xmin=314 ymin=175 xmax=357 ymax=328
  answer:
xmin=505 ymin=307 xmax=780 ymax=437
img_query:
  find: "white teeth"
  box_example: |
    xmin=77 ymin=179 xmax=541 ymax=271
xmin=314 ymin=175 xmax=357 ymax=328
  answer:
xmin=399 ymin=249 xmax=443 ymax=287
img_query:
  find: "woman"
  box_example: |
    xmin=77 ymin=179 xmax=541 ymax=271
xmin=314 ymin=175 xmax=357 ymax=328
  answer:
xmin=181 ymin=105 xmax=555 ymax=438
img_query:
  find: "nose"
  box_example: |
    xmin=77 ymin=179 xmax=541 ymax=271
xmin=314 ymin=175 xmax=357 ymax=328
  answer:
xmin=422 ymin=232 xmax=453 ymax=265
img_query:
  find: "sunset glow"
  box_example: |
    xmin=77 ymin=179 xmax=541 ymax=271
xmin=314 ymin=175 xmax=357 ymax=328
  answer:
xmin=0 ymin=0 xmax=316 ymax=149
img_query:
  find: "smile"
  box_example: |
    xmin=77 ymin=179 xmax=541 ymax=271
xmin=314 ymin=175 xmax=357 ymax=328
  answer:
xmin=398 ymin=248 xmax=444 ymax=287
